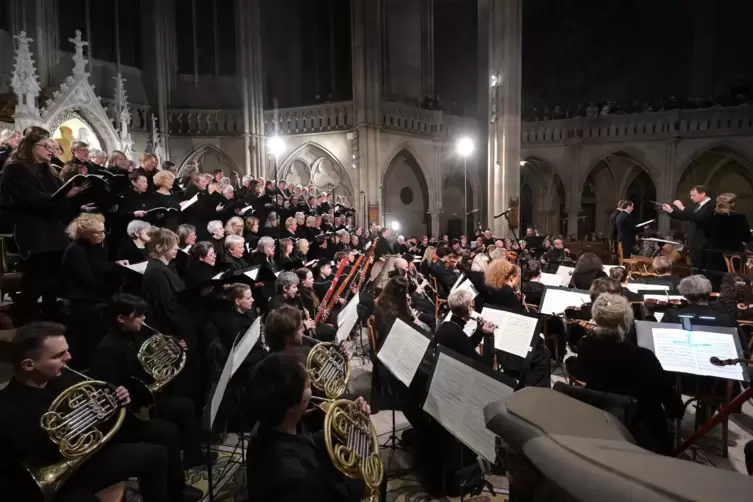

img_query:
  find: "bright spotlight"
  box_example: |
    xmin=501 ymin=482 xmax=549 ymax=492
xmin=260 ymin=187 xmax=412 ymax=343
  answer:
xmin=490 ymin=74 xmax=498 ymax=87
xmin=391 ymin=221 xmax=400 ymax=231
xmin=456 ymin=137 xmax=474 ymax=157
xmin=520 ymin=160 xmax=526 ymax=166
xmin=267 ymin=136 xmax=286 ymax=157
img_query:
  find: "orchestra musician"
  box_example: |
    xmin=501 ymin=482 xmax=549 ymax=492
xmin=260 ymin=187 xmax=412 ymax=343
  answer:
xmin=296 ymin=267 xmax=337 ymax=342
xmin=435 ymin=289 xmax=496 ymax=363
xmin=615 ymin=200 xmax=639 ymax=259
xmin=0 ymin=322 xmax=202 ymax=502
xmin=569 ymin=252 xmax=607 ymax=290
xmin=565 ymin=294 xmax=683 ymax=455
xmin=642 ymin=256 xmax=681 ymax=291
xmin=245 ymin=352 xmax=368 ymax=502
xmin=706 ymin=193 xmax=751 ymax=277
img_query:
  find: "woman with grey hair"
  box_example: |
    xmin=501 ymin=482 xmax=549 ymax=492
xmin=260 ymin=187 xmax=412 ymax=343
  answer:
xmin=261 ymin=211 xmax=280 ymax=240
xmin=118 ymin=219 xmax=152 ymax=263
xmin=177 ymin=223 xmax=197 ymax=248
xmin=207 ymin=220 xmax=226 ymax=262
xmin=569 ymin=292 xmax=682 ymax=455
xmin=664 ymin=274 xmax=735 ymax=326
xmin=222 ymin=234 xmax=249 ymax=270
xmin=251 ymin=235 xmax=278 ymax=309
xmin=435 ymin=289 xmax=495 ymax=362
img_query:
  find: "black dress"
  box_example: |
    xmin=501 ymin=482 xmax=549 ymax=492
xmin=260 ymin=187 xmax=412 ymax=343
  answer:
xmin=706 ymin=211 xmax=750 ymax=275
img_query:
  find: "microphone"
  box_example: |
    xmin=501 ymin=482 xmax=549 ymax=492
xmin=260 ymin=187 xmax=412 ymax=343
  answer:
xmin=465 ymin=209 xmax=480 ymax=216
xmin=493 ymin=209 xmax=511 ymax=219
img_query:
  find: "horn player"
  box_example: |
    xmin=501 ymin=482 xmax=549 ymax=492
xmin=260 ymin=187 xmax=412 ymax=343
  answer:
xmin=0 ymin=322 xmax=202 ymax=501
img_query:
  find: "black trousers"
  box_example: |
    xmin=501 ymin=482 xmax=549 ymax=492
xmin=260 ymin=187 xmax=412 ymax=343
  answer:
xmin=66 ymin=299 xmax=107 ymax=370
xmin=17 ymin=251 xmax=63 ymax=323
xmin=156 ymin=394 xmax=203 ymax=464
xmin=119 ymin=415 xmax=187 ymax=500
xmin=58 ymin=442 xmax=169 ymax=502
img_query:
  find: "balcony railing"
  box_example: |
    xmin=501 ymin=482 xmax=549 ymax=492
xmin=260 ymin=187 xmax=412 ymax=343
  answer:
xmin=380 ymin=100 xmax=444 ymax=136
xmin=265 ymin=102 xmax=354 ymax=135
xmin=522 ymin=106 xmax=753 ymax=145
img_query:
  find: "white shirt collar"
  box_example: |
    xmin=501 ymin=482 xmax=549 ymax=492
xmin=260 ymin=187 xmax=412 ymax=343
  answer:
xmin=697 ymin=197 xmax=711 ymax=207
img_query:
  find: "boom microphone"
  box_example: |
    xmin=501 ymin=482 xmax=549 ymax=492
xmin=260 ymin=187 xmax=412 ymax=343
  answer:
xmin=493 ymin=209 xmax=511 ymax=219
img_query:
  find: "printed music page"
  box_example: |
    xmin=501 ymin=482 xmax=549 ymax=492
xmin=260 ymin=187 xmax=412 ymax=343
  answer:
xmin=538 ymin=273 xmax=563 ymax=287
xmin=652 ymin=328 xmax=745 ymax=381
xmin=377 ymin=318 xmax=431 ymax=387
xmin=555 ymin=265 xmax=574 ymax=282
xmin=231 ymin=318 xmax=261 ymax=376
xmin=539 ymin=288 xmax=591 ymax=316
xmin=124 ymin=261 xmax=148 ymax=274
xmin=244 ymin=268 xmax=259 ymax=281
xmin=336 ymin=293 xmax=360 ymax=342
xmin=454 ymin=278 xmax=478 ymax=298
xmin=485 ymin=310 xmax=538 ymax=358
xmin=423 ymin=352 xmax=512 ymax=461
xmin=210 ymin=340 xmax=235 ymax=428
xmin=643 ymin=294 xmax=684 ymax=302
xmin=450 ymin=274 xmax=465 ymax=293
xmin=626 ymin=283 xmax=669 ymax=293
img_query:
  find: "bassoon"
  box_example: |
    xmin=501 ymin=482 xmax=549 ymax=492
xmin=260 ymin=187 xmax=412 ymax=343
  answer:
xmin=321 ymin=253 xmax=366 ymax=321
xmin=315 ymin=257 xmax=349 ymax=323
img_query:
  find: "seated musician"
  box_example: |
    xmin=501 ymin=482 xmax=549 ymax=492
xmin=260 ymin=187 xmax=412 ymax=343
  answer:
xmin=664 ymin=275 xmax=735 ymax=327
xmin=566 ymin=293 xmax=683 ymax=455
xmin=642 ymin=256 xmax=681 ymax=291
xmin=608 ymin=266 xmax=641 ymax=302
xmin=246 ymin=352 xmax=367 ymax=502
xmin=221 ymin=234 xmax=249 ymax=271
xmin=435 ymin=289 xmax=495 ymax=363
xmin=0 ymin=322 xmax=201 ymax=502
xmin=569 ymin=252 xmax=607 ymax=290
xmin=541 ymin=238 xmax=575 ymax=265
xmin=430 ymin=247 xmax=459 ymax=297
xmin=520 ymin=260 xmax=546 ymax=305
xmin=373 ymin=277 xmax=430 ymax=350
xmin=118 ymin=219 xmax=152 ymax=264
xmin=483 ymin=258 xmax=521 ymax=310
xmin=296 ymin=267 xmax=337 ymax=342
xmin=90 ymin=294 xmax=206 ymax=470
xmin=314 ymin=261 xmax=333 ymax=299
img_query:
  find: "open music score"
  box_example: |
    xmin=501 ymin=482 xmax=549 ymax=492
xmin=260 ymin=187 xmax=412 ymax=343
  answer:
xmin=377 ymin=318 xmax=431 ymax=387
xmin=538 ymin=273 xmax=563 ymax=287
xmin=479 ymin=306 xmax=539 ymax=358
xmin=555 ymin=265 xmax=574 ymax=283
xmin=423 ymin=349 xmax=513 ymax=462
xmin=539 ymin=287 xmax=591 ymax=316
xmin=122 ymin=261 xmax=148 ymax=274
xmin=651 ymin=328 xmax=745 ymax=381
xmin=231 ymin=317 xmax=261 ymax=376
xmin=453 ymin=278 xmax=479 ymax=299
xmin=336 ymin=293 xmax=360 ymax=343
xmin=643 ymin=294 xmax=684 ymax=302
xmin=625 ymin=283 xmax=670 ymax=294
xmin=450 ymin=274 xmax=465 ymax=293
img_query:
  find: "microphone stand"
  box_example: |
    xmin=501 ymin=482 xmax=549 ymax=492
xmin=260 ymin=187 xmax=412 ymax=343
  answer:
xmin=501 ymin=211 xmax=526 ymax=313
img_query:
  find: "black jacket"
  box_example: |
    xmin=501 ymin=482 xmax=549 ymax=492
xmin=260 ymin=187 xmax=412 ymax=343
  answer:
xmin=668 ymin=199 xmax=715 ymax=251
xmin=570 ymin=269 xmax=607 ymax=290
xmin=435 ymin=315 xmax=485 ymax=363
xmin=142 ymin=259 xmax=191 ymax=342
xmin=62 ymin=239 xmax=120 ymax=303
xmin=616 ymin=210 xmax=638 ymax=254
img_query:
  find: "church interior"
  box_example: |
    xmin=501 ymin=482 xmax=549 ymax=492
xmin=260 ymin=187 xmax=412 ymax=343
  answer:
xmin=1 ymin=0 xmax=753 ymax=501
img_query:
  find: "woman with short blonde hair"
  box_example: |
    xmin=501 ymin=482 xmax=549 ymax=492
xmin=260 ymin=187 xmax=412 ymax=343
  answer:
xmin=66 ymin=212 xmax=105 ymax=240
xmin=225 ymin=216 xmax=244 ymax=237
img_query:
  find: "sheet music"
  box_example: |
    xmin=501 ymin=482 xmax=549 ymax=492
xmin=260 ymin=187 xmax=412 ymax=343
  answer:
xmin=377 ymin=318 xmax=431 ymax=387
xmin=636 ymin=219 xmax=655 ymax=228
xmin=480 ymin=309 xmax=537 ymax=358
xmin=643 ymin=294 xmax=684 ymax=302
xmin=124 ymin=261 xmax=148 ymax=274
xmin=652 ymin=328 xmax=745 ymax=381
xmin=555 ymin=265 xmax=574 ymax=282
xmin=305 ymin=259 xmax=319 ymax=267
xmin=239 ymin=205 xmax=255 ymax=215
xmin=453 ymin=278 xmax=478 ymax=299
xmin=180 ymin=194 xmax=199 ymax=211
xmin=210 ymin=340 xmax=235 ymax=428
xmin=212 ymin=271 xmax=224 ymax=280
xmin=363 ymin=241 xmax=372 ymax=251
xmin=231 ymin=318 xmax=261 ymax=376
xmin=655 ymin=312 xmax=665 ymax=322
xmin=626 ymin=283 xmax=670 ymax=293
xmin=274 ymin=271 xmax=281 ymax=278
xmin=423 ymin=352 xmax=513 ymax=461
xmin=450 ymin=274 xmax=465 ymax=293
xmin=336 ymin=293 xmax=360 ymax=342
xmin=538 ymin=273 xmax=563 ymax=287
xmin=244 ymin=268 xmax=259 ymax=281
xmin=181 ymin=245 xmax=192 ymax=254
xmin=539 ymin=288 xmax=590 ymax=316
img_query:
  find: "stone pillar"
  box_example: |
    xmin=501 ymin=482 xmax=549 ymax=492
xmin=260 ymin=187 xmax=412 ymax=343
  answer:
xmin=352 ymin=0 xmax=383 ymax=217
xmin=428 ymin=208 xmax=442 ymax=237
xmin=486 ymin=0 xmax=522 ymax=237
xmin=566 ymin=207 xmax=581 ymax=239
xmin=420 ymin=0 xmax=434 ymax=98
xmin=236 ymin=0 xmax=266 ymax=176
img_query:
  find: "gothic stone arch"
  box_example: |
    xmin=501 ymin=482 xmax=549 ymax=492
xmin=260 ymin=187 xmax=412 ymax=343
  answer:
xmin=179 ymin=144 xmax=239 ymax=177
xmin=277 ymin=142 xmax=354 ymax=200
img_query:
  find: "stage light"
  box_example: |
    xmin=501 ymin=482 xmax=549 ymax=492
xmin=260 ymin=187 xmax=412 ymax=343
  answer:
xmin=391 ymin=221 xmax=400 ymax=231
xmin=520 ymin=160 xmax=526 ymax=166
xmin=267 ymin=136 xmax=286 ymax=157
xmin=456 ymin=137 xmax=474 ymax=157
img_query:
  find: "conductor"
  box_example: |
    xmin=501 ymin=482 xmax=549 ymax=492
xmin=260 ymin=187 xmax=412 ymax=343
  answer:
xmin=661 ymin=185 xmax=714 ymax=271
xmin=615 ymin=200 xmax=639 ymax=259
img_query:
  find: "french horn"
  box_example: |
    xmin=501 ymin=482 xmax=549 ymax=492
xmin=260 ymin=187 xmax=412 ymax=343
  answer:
xmin=310 ymin=396 xmax=384 ymax=501
xmin=24 ymin=367 xmax=126 ymax=501
xmin=306 ymin=340 xmax=351 ymax=399
xmin=133 ymin=325 xmax=187 ymax=419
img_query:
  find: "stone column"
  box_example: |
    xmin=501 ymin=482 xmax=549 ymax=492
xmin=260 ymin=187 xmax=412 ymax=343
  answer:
xmin=420 ymin=0 xmax=434 ymax=98
xmin=566 ymin=207 xmax=581 ymax=239
xmin=352 ymin=0 xmax=383 ymax=220
xmin=428 ymin=208 xmax=443 ymax=237
xmin=486 ymin=0 xmax=522 ymax=237
xmin=236 ymin=0 xmax=266 ymax=177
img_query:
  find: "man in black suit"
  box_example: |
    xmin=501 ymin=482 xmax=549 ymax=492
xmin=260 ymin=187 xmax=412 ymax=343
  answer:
xmin=608 ymin=200 xmax=625 ymax=257
xmin=662 ymin=184 xmax=714 ymax=272
xmin=374 ymin=227 xmax=394 ymax=259
xmin=616 ymin=200 xmax=639 ymax=258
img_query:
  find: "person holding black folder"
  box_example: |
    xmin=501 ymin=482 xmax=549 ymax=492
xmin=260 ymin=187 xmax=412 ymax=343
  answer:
xmin=221 ymin=235 xmax=250 ymax=271
xmin=0 ymin=130 xmax=87 ymax=323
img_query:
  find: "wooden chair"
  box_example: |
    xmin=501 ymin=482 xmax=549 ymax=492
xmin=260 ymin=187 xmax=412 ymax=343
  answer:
xmin=617 ymin=242 xmax=624 ymax=265
xmin=96 ymin=482 xmax=127 ymax=502
xmin=366 ymin=316 xmax=377 ymax=362
xmin=431 ymin=276 xmax=447 ymax=320
xmin=724 ymin=254 xmax=743 ymax=274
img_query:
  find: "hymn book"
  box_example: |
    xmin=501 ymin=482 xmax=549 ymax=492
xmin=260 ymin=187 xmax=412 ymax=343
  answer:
xmin=423 ymin=348 xmax=514 ymax=462
xmin=377 ymin=318 xmax=431 ymax=387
